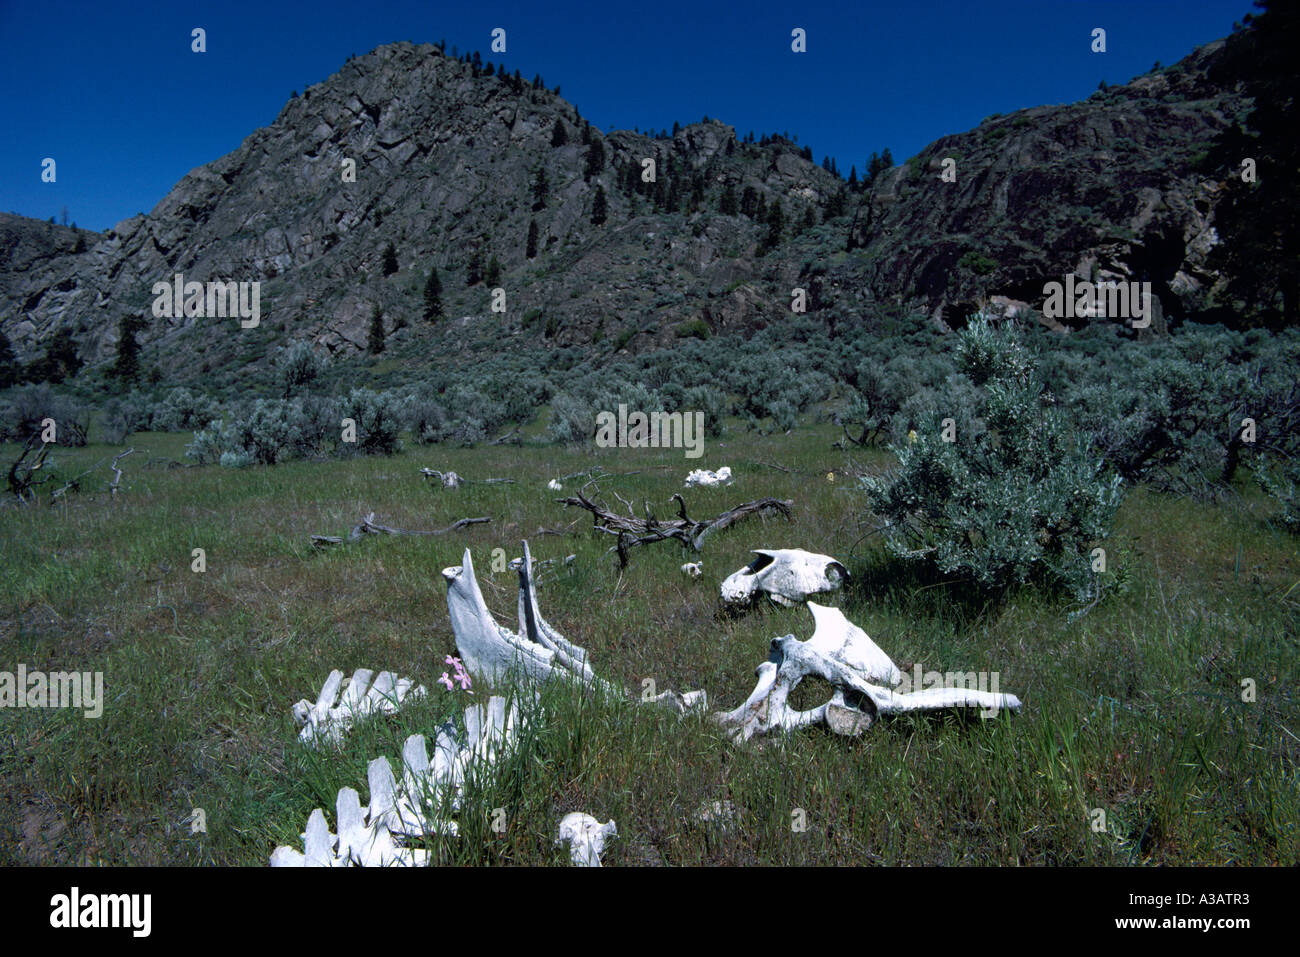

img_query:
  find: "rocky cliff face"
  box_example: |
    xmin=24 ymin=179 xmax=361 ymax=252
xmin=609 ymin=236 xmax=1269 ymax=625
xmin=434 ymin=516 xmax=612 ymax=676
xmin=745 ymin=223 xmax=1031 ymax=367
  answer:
xmin=0 ymin=36 xmax=1262 ymax=386
xmin=845 ymin=40 xmax=1248 ymax=332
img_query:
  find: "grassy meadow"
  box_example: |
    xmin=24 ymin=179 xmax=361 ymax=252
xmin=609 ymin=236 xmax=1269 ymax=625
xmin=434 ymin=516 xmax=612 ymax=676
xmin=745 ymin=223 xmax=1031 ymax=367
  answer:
xmin=1 ymin=420 xmax=1297 ymax=866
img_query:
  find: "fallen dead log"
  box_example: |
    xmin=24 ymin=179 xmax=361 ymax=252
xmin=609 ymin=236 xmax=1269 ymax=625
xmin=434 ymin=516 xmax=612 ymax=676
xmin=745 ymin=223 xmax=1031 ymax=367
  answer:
xmin=420 ymin=467 xmax=516 ymax=488
xmin=557 ymin=491 xmax=793 ymax=566
xmin=109 ymin=447 xmax=136 ymax=496
xmin=312 ymin=512 xmax=490 ymax=548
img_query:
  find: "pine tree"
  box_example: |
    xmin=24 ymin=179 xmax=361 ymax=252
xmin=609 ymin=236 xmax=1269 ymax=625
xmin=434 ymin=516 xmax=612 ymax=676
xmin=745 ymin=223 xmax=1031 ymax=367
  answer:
xmin=760 ymin=201 xmax=784 ymax=255
xmin=381 ymin=242 xmax=399 ymax=276
xmin=740 ymin=186 xmax=758 ymax=218
xmin=423 ymin=268 xmax=443 ymax=320
xmin=368 ymin=304 xmax=386 ymax=353
xmin=665 ymin=177 xmax=680 ymax=212
xmin=591 ymin=185 xmax=608 ymax=225
xmin=755 ymin=193 xmax=767 ymax=224
xmin=532 ymin=73 xmax=542 ymax=89
xmin=466 ymin=249 xmax=484 ymax=286
xmin=112 ymin=315 xmax=143 ymax=384
xmin=719 ymin=184 xmax=738 ymax=215
xmin=584 ymin=138 xmax=605 ymax=179
xmin=551 ymin=118 xmax=567 ymax=147
xmin=532 ymin=167 xmax=549 ymax=211
xmin=486 ymin=255 xmax=502 ymax=286
xmin=526 ymin=219 xmax=539 ymax=259
xmin=848 ymin=165 xmax=858 ymax=189
xmin=0 ymin=329 xmax=19 ymax=389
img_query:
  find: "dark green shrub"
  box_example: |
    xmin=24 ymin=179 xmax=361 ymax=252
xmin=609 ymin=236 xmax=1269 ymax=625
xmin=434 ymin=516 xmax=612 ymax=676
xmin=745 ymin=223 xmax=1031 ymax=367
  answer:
xmin=863 ymin=318 xmax=1123 ymax=600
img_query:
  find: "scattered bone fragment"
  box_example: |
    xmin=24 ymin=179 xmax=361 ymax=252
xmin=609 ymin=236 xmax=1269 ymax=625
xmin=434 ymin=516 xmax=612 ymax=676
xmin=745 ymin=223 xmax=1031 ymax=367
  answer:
xmin=556 ymin=813 xmax=617 ymax=867
xmin=685 ymin=466 xmax=732 ymax=488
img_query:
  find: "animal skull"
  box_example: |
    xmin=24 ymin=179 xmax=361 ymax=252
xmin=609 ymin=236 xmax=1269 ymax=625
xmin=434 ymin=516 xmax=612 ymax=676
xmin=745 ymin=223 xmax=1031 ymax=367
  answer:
xmin=681 ymin=561 xmax=703 ymax=578
xmin=720 ymin=549 xmax=848 ymax=610
xmin=714 ymin=602 xmax=1022 ymax=741
xmin=555 ymin=813 xmax=617 ymax=867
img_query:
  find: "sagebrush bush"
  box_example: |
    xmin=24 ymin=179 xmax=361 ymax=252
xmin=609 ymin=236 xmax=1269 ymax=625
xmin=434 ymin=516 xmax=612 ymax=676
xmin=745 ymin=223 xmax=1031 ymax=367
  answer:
xmin=340 ymin=388 xmax=403 ymax=456
xmin=153 ymin=387 xmax=222 ymax=432
xmin=1257 ymin=459 xmax=1300 ymax=532
xmin=186 ymin=396 xmax=344 ymax=465
xmin=547 ymin=392 xmax=594 ymax=444
xmin=863 ymin=318 xmax=1123 ymax=600
xmin=0 ymin=384 xmax=90 ymax=446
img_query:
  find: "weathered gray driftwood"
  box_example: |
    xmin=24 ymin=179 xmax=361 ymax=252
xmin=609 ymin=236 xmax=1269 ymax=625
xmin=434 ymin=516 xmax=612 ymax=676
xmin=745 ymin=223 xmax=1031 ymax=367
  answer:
xmin=558 ymin=491 xmax=793 ymax=565
xmin=714 ymin=602 xmax=1022 ymax=742
xmin=311 ymin=512 xmax=490 ymax=547
xmin=420 ymin=468 xmax=515 ymax=488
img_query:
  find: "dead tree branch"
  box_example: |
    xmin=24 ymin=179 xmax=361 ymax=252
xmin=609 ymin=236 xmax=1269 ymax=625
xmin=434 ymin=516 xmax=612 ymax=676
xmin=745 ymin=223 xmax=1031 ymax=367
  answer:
xmin=557 ymin=491 xmax=794 ymax=566
xmin=312 ymin=513 xmax=490 ymax=548
xmin=420 ymin=468 xmax=515 ymax=488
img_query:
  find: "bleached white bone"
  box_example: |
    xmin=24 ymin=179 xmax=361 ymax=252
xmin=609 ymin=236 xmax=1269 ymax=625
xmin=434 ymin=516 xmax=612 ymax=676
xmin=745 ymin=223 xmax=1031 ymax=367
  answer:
xmin=547 ymin=479 xmax=563 ymax=491
xmin=444 ymin=542 xmax=705 ymax=713
xmin=271 ymin=696 xmax=522 ymax=866
xmin=720 ymin=549 xmax=848 ymax=610
xmin=556 ymin=813 xmax=617 ymax=867
xmin=714 ymin=602 xmax=1022 ymax=741
xmin=681 ymin=561 xmax=703 ymax=578
xmin=685 ymin=465 xmax=732 ymax=488
xmin=291 ymin=668 xmax=426 ymax=745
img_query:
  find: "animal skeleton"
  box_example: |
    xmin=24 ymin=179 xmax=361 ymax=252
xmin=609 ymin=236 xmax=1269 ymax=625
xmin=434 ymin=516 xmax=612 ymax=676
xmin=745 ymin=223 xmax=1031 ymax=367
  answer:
xmin=271 ymin=695 xmax=521 ymax=866
xmin=720 ymin=549 xmax=849 ymax=610
xmin=444 ymin=542 xmax=705 ymax=713
xmin=714 ymin=602 xmax=1022 ymax=741
xmin=292 ymin=668 xmax=426 ymax=745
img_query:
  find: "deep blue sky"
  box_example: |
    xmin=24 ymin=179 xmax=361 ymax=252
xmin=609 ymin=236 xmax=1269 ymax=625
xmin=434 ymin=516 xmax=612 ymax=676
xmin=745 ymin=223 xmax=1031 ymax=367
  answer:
xmin=2 ymin=0 xmax=1256 ymax=232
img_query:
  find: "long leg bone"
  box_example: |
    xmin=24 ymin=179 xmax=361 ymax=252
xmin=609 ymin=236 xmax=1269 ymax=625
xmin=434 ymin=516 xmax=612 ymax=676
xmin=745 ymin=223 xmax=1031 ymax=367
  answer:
xmin=714 ymin=602 xmax=1022 ymax=741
